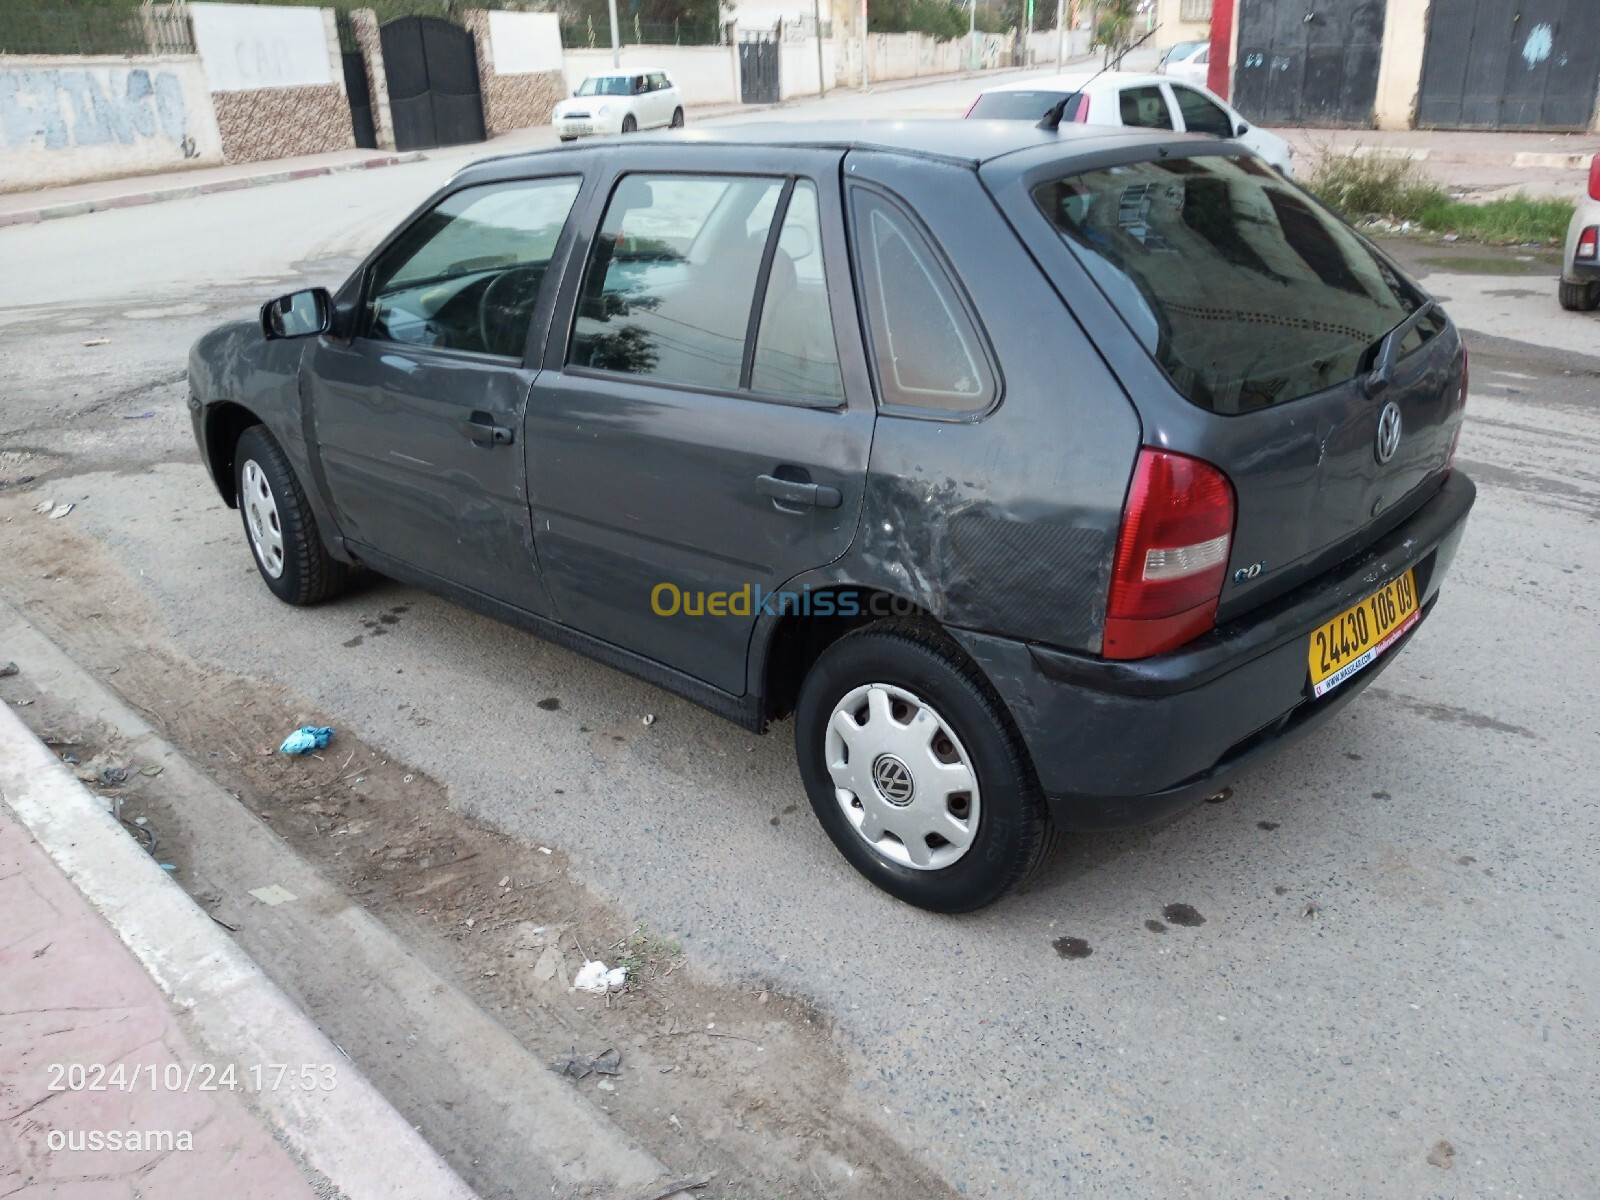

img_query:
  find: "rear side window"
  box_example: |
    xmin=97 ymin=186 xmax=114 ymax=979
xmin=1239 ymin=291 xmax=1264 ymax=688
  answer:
xmin=851 ymin=189 xmax=996 ymax=415
xmin=1119 ymin=85 xmax=1173 ymax=129
xmin=1033 ymin=155 xmax=1429 ymax=413
xmin=968 ymin=90 xmax=1083 ymax=121
xmin=570 ymin=174 xmax=783 ymax=390
xmin=1171 ymin=85 xmax=1232 ymax=137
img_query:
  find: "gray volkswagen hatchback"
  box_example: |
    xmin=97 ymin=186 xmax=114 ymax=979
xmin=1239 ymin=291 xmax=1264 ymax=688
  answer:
xmin=189 ymin=121 xmax=1474 ymax=912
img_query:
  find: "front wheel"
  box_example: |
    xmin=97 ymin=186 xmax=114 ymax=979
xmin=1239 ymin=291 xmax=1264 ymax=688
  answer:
xmin=1559 ymin=280 xmax=1599 ymax=311
xmin=234 ymin=425 xmax=351 ymax=606
xmin=670 ymin=107 xmax=685 ymax=128
xmin=620 ymin=114 xmax=637 ymax=133
xmin=793 ymin=621 xmax=1052 ymax=912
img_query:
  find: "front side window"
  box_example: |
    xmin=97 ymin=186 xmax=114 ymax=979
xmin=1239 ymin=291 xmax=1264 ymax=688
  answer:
xmin=1119 ymin=85 xmax=1174 ymax=129
xmin=365 ymin=177 xmax=581 ymax=358
xmin=1172 ymin=84 xmax=1232 ymax=137
xmin=1033 ymin=155 xmax=1429 ymax=413
xmin=851 ymin=189 xmax=995 ymax=415
xmin=571 ymin=173 xmax=784 ymax=390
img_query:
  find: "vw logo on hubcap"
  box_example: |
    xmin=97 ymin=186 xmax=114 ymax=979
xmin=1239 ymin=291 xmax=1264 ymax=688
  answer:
xmin=1375 ymin=400 xmax=1403 ymax=464
xmin=871 ymin=754 xmax=916 ymax=806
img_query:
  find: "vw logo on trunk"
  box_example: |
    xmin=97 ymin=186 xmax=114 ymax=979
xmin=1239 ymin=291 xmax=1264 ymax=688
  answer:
xmin=871 ymin=754 xmax=916 ymax=806
xmin=1375 ymin=401 xmax=1403 ymax=464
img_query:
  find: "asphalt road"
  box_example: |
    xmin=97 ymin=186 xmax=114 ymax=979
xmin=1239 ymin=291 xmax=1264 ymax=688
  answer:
xmin=3 ymin=80 xmax=1598 ymax=1198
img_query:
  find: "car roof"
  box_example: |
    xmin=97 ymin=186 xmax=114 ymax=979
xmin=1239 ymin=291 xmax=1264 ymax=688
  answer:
xmin=455 ymin=119 xmax=1158 ymax=180
xmin=982 ymin=70 xmax=1169 ymax=94
xmin=583 ymin=68 xmax=670 ymax=77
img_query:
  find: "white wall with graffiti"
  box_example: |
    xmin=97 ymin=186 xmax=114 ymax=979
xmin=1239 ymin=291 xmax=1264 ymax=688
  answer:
xmin=0 ymin=56 xmax=223 ymax=192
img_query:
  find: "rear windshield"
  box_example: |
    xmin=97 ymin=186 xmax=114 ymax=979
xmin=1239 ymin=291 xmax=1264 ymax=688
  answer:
xmin=1033 ymin=155 xmax=1433 ymax=413
xmin=969 ymin=90 xmax=1083 ymax=121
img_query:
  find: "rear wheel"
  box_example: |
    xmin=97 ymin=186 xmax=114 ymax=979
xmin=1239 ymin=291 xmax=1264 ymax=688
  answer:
xmin=1559 ymin=280 xmax=1600 ymax=311
xmin=234 ymin=425 xmax=351 ymax=606
xmin=621 ymin=114 xmax=637 ymax=133
xmin=793 ymin=621 xmax=1052 ymax=912
xmin=670 ymin=107 xmax=685 ymax=128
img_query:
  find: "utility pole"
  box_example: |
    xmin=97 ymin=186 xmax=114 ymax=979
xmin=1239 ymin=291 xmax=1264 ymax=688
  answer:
xmin=1054 ymin=0 xmax=1065 ymax=65
xmin=814 ymin=0 xmax=826 ymax=96
xmin=607 ymin=0 xmax=621 ymax=66
xmin=968 ymin=0 xmax=975 ymax=70
xmin=860 ymin=0 xmax=868 ymax=88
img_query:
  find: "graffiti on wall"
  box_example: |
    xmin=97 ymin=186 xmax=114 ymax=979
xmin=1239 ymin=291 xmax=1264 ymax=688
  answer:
xmin=0 ymin=68 xmax=198 ymax=157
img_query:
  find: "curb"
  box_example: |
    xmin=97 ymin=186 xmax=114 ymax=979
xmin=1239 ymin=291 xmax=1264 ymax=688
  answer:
xmin=0 ymin=599 xmax=689 ymax=1199
xmin=0 ymin=152 xmax=426 ymax=228
xmin=0 ymin=685 xmax=480 ymax=1200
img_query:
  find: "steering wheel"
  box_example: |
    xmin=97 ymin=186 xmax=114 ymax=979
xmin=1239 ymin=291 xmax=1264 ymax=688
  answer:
xmin=477 ymin=265 xmax=546 ymax=357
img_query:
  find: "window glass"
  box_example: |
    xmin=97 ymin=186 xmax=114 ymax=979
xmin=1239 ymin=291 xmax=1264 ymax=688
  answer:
xmin=1032 ymin=156 xmax=1429 ymax=413
xmin=852 ymin=189 xmax=995 ymax=414
xmin=651 ymin=72 xmax=670 ymax=91
xmin=577 ymin=75 xmax=631 ymax=96
xmin=751 ymin=182 xmax=843 ymax=402
xmin=1119 ymin=85 xmax=1174 ymax=129
xmin=1172 ymin=85 xmax=1233 ymax=137
xmin=967 ymin=90 xmax=1083 ymax=121
xmin=570 ymin=173 xmax=783 ymax=389
xmin=366 ymin=177 xmax=580 ymax=358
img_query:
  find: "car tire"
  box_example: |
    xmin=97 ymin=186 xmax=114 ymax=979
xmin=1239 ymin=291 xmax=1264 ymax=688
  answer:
xmin=234 ymin=425 xmax=351 ymax=607
xmin=793 ymin=619 xmax=1053 ymax=913
xmin=670 ymin=107 xmax=685 ymax=128
xmin=621 ymin=114 xmax=637 ymax=133
xmin=559 ymin=135 xmax=577 ymax=143
xmin=1558 ymin=280 xmax=1600 ymax=312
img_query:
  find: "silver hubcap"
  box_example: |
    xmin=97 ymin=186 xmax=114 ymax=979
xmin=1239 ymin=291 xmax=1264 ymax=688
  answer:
xmin=241 ymin=459 xmax=285 ymax=579
xmin=824 ymin=683 xmax=980 ymax=871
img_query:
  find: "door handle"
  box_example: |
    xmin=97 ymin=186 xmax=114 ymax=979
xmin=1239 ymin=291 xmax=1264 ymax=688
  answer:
xmin=458 ymin=412 xmax=514 ymax=447
xmin=756 ymin=473 xmax=842 ymax=509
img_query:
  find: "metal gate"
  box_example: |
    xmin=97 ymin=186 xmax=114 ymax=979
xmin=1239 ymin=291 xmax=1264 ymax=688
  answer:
xmin=379 ymin=16 xmax=486 ymax=151
xmin=739 ymin=32 xmax=779 ymax=104
xmin=1233 ymin=0 xmax=1386 ymax=126
xmin=1417 ymin=0 xmax=1600 ymax=130
xmin=342 ymin=51 xmax=377 ymax=150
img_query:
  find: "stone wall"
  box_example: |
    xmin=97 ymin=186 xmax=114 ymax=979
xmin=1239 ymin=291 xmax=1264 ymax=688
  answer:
xmin=211 ymin=82 xmax=354 ymax=163
xmin=463 ymin=9 xmax=564 ymax=135
xmin=349 ymin=9 xmax=395 ymax=150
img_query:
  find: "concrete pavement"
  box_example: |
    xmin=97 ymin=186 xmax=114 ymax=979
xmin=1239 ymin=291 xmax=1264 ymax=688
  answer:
xmin=0 ymin=701 xmax=479 ymax=1200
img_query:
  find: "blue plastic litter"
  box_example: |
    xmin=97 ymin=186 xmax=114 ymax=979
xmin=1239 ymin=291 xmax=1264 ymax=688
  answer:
xmin=279 ymin=726 xmax=334 ymax=755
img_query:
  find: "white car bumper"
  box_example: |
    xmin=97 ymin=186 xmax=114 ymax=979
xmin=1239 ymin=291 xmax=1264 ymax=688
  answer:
xmin=553 ymin=111 xmax=624 ymax=138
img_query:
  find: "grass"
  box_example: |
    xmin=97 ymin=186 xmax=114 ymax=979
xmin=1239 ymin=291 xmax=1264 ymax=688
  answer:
xmin=1303 ymin=147 xmax=1574 ymax=245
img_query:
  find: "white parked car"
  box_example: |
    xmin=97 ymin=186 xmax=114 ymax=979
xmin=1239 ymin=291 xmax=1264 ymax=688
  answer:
xmin=1160 ymin=41 xmax=1212 ymax=86
xmin=966 ymin=70 xmax=1294 ymax=177
xmin=552 ymin=70 xmax=684 ymax=141
xmin=1558 ymin=153 xmax=1600 ymax=311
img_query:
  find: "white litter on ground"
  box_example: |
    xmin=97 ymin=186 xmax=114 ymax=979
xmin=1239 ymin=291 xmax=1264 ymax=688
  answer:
xmin=248 ymin=884 xmax=298 ymax=906
xmin=571 ymin=960 xmax=628 ymax=994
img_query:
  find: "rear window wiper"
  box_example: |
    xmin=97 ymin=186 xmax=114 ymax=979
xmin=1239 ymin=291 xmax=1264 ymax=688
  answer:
xmin=1362 ymin=299 xmax=1437 ymax=399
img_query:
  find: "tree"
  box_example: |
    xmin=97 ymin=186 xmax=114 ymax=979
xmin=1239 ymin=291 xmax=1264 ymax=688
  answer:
xmin=1093 ymin=0 xmax=1138 ymax=65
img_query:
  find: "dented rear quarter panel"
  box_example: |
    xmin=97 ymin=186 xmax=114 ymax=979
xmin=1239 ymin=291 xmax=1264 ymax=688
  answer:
xmin=836 ymin=150 xmax=1142 ymax=656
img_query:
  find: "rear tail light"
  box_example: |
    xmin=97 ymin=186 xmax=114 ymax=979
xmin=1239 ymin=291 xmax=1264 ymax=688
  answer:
xmin=1578 ymin=226 xmax=1599 ymax=261
xmin=1588 ymin=154 xmax=1600 ymax=202
xmin=1072 ymin=94 xmax=1091 ymax=123
xmin=962 ymin=96 xmax=979 ymax=119
xmin=1104 ymin=449 xmax=1236 ymax=660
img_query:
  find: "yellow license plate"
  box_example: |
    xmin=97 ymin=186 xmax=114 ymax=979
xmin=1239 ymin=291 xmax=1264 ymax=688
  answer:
xmin=1307 ymin=569 xmax=1420 ymax=697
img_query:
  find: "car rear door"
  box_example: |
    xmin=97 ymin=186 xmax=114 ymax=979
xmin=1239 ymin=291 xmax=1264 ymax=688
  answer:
xmin=304 ymin=169 xmax=592 ymax=616
xmin=525 ymin=145 xmax=875 ymax=694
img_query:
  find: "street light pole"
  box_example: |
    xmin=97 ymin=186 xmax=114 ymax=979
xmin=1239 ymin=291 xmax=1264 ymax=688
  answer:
xmin=607 ymin=0 xmax=621 ymax=67
xmin=968 ymin=0 xmax=975 ymax=69
xmin=814 ymin=0 xmax=826 ymax=96
xmin=860 ymin=0 xmax=868 ymax=88
xmin=1055 ymin=0 xmax=1065 ymax=66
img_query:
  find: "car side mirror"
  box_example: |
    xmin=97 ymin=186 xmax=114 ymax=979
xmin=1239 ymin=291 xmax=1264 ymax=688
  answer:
xmin=261 ymin=288 xmax=331 ymax=340
xmin=1235 ymin=121 xmax=1249 ymax=137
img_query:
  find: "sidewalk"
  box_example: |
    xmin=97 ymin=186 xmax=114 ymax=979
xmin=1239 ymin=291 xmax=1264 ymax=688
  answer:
xmin=0 ymin=700 xmax=478 ymax=1200
xmin=1281 ymin=127 xmax=1595 ymax=200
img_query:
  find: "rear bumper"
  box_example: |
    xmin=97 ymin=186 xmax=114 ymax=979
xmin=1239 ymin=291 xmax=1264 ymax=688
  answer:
xmin=952 ymin=470 xmax=1476 ymax=831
